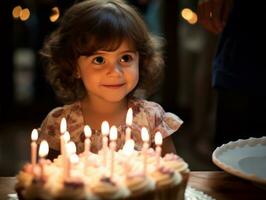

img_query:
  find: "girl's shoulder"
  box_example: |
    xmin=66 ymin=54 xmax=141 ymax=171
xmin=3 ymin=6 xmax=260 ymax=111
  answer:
xmin=38 ymin=102 xmax=83 ymax=150
xmin=39 ymin=102 xmax=82 ymax=136
xmin=129 ymin=97 xmax=183 ymax=138
xmin=46 ymin=102 xmax=81 ymax=120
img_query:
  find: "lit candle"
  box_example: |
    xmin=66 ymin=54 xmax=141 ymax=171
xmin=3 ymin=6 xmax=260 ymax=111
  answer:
xmin=70 ymin=153 xmax=79 ymax=178
xmin=109 ymin=126 xmax=117 ymax=179
xmin=65 ymin=141 xmax=76 ymax=180
xmin=122 ymin=139 xmax=135 ymax=177
xmin=31 ymin=129 xmax=38 ymax=170
xmin=141 ymin=127 xmax=149 ymax=176
xmin=63 ymin=131 xmax=71 ymax=143
xmin=63 ymin=131 xmax=70 ymax=175
xmin=101 ymin=121 xmax=109 ymax=167
xmin=155 ymin=132 xmax=162 ymax=169
xmin=83 ymin=125 xmax=91 ymax=174
xmin=38 ymin=140 xmax=49 ymax=179
xmin=60 ymin=118 xmax=67 ymax=156
xmin=84 ymin=125 xmax=92 ymax=155
xmin=125 ymin=108 xmax=133 ymax=141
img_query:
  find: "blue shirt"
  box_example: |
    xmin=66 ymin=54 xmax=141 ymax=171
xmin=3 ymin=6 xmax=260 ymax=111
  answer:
xmin=212 ymin=0 xmax=266 ymax=95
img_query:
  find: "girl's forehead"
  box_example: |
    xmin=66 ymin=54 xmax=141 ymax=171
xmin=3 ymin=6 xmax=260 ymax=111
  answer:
xmin=95 ymin=38 xmax=136 ymax=52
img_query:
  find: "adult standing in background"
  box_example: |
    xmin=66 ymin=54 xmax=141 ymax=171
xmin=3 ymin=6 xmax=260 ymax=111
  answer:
xmin=197 ymin=0 xmax=266 ymax=146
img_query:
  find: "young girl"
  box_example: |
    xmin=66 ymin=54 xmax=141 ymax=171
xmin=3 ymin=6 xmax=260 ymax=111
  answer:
xmin=39 ymin=0 xmax=183 ymax=159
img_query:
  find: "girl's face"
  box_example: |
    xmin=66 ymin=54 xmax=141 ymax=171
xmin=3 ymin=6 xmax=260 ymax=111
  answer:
xmin=77 ymin=40 xmax=139 ymax=103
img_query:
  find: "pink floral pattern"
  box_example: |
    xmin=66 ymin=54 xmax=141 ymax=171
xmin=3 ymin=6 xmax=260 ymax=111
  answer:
xmin=38 ymin=98 xmax=183 ymax=153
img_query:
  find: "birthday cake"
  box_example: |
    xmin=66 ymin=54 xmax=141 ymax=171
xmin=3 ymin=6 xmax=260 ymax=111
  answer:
xmin=15 ymin=115 xmax=189 ymax=200
xmin=15 ymin=141 xmax=189 ymax=200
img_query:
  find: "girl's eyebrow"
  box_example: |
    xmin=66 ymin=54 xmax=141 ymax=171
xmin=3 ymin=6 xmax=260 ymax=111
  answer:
xmin=92 ymin=49 xmax=137 ymax=55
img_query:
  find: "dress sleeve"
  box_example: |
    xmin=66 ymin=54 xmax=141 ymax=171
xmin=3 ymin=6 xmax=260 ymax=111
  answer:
xmin=37 ymin=107 xmax=64 ymax=151
xmin=150 ymin=102 xmax=183 ymax=139
xmin=156 ymin=112 xmax=183 ymax=138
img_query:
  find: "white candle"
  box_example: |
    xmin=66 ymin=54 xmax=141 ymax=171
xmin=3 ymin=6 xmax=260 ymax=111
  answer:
xmin=141 ymin=127 xmax=149 ymax=176
xmin=70 ymin=153 xmax=79 ymax=178
xmin=109 ymin=126 xmax=117 ymax=179
xmin=38 ymin=140 xmax=49 ymax=179
xmin=122 ymin=139 xmax=135 ymax=177
xmin=101 ymin=121 xmax=109 ymax=167
xmin=155 ymin=132 xmax=162 ymax=169
xmin=60 ymin=118 xmax=67 ymax=156
xmin=63 ymin=131 xmax=70 ymax=176
xmin=31 ymin=129 xmax=38 ymax=170
xmin=125 ymin=108 xmax=133 ymax=141
xmin=65 ymin=141 xmax=76 ymax=179
xmin=84 ymin=125 xmax=92 ymax=155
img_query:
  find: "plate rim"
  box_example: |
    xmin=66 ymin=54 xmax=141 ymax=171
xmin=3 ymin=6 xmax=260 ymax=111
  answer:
xmin=212 ymin=136 xmax=266 ymax=184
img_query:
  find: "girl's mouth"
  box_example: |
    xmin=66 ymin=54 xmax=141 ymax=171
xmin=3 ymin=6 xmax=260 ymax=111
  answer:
xmin=102 ymin=83 xmax=126 ymax=88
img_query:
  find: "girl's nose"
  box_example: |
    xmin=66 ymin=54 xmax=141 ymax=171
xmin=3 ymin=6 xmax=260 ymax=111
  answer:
xmin=107 ymin=62 xmax=123 ymax=76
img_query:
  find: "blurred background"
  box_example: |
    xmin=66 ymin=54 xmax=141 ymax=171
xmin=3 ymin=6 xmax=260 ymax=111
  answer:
xmin=0 ymin=0 xmax=220 ymax=176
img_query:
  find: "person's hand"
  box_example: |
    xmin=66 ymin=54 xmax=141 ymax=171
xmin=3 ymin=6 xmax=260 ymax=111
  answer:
xmin=197 ymin=0 xmax=233 ymax=34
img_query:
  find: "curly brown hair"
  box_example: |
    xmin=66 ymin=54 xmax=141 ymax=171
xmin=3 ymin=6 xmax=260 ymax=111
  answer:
xmin=40 ymin=0 xmax=164 ymax=104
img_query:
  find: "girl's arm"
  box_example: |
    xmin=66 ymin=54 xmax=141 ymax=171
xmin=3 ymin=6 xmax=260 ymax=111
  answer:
xmin=162 ymin=135 xmax=176 ymax=156
xmin=47 ymin=148 xmax=60 ymax=161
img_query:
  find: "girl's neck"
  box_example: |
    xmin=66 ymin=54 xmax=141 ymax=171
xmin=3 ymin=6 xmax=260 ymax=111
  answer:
xmin=80 ymin=96 xmax=128 ymax=129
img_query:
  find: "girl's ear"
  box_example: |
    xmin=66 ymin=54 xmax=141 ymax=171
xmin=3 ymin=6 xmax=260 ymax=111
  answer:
xmin=74 ymin=69 xmax=81 ymax=79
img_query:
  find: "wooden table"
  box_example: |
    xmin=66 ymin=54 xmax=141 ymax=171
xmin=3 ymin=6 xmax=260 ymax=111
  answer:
xmin=1 ymin=171 xmax=265 ymax=200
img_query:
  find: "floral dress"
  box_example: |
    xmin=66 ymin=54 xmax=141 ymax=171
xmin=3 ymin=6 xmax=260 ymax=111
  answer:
xmin=38 ymin=97 xmax=183 ymax=153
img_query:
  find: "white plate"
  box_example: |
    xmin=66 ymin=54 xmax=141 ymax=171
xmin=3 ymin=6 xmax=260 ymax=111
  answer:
xmin=212 ymin=137 xmax=266 ymax=188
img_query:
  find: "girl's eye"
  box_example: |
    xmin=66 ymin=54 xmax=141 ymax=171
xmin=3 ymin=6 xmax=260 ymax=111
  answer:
xmin=92 ymin=56 xmax=105 ymax=65
xmin=120 ymin=54 xmax=133 ymax=63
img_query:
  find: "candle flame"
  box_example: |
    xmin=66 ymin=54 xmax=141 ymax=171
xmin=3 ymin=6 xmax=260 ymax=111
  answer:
xmin=122 ymin=139 xmax=135 ymax=156
xmin=155 ymin=132 xmax=163 ymax=145
xmin=141 ymin=127 xmax=149 ymax=142
xmin=101 ymin=121 xmax=109 ymax=136
xmin=38 ymin=140 xmax=49 ymax=158
xmin=84 ymin=125 xmax=92 ymax=138
xmin=31 ymin=129 xmax=38 ymax=141
xmin=67 ymin=141 xmax=76 ymax=155
xmin=70 ymin=154 xmax=79 ymax=164
xmin=60 ymin=118 xmax=67 ymax=134
xmin=109 ymin=126 xmax=118 ymax=141
xmin=63 ymin=131 xmax=70 ymax=142
xmin=126 ymin=108 xmax=133 ymax=126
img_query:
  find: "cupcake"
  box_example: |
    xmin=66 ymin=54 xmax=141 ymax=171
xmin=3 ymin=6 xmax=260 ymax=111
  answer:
xmin=124 ymin=173 xmax=155 ymax=200
xmin=15 ymin=164 xmax=34 ymax=200
xmin=150 ymin=166 xmax=182 ymax=200
xmin=55 ymin=178 xmax=87 ymax=200
xmin=162 ymin=153 xmax=190 ymax=200
xmin=91 ymin=176 xmax=129 ymax=199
